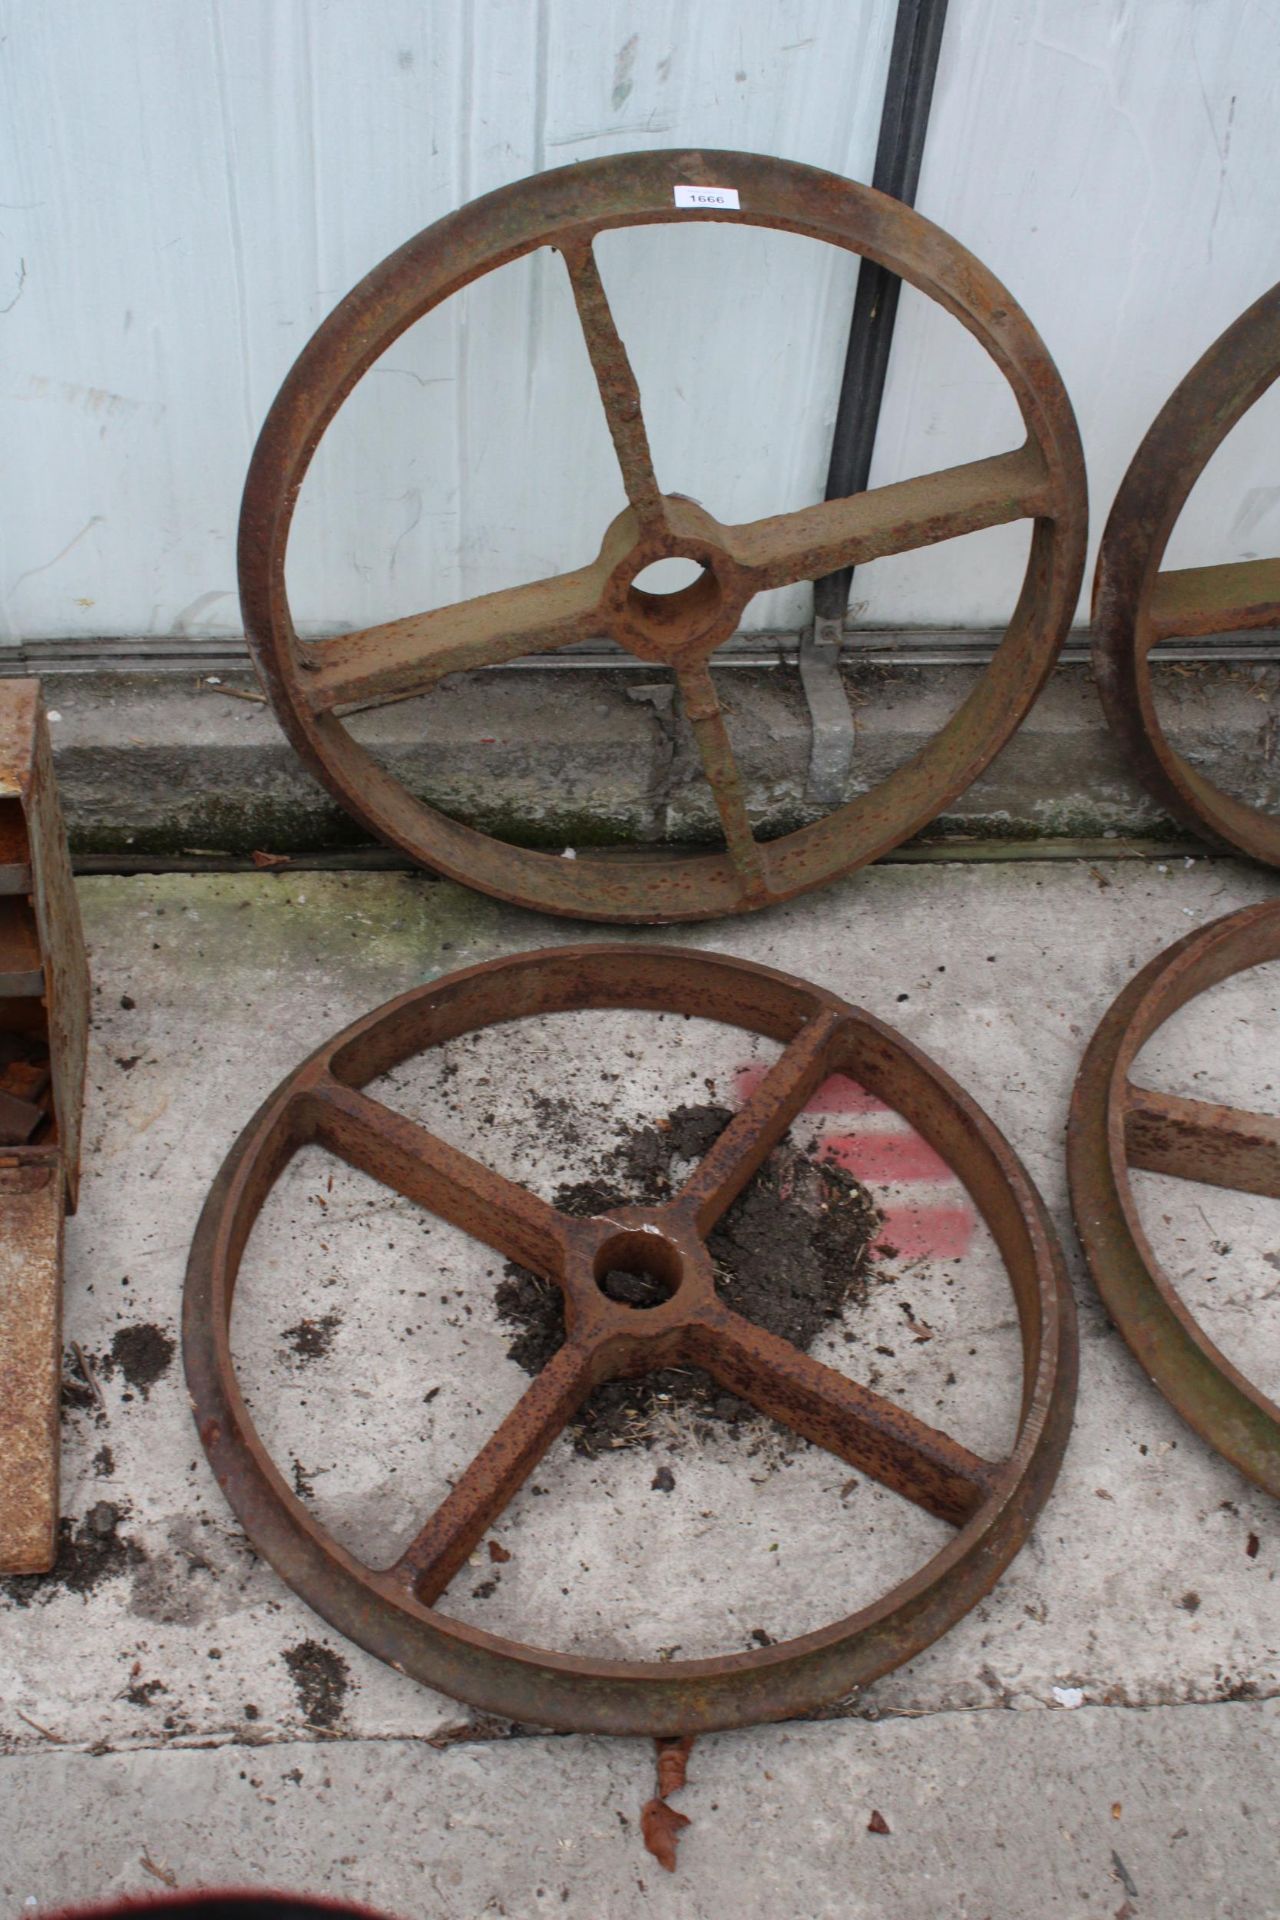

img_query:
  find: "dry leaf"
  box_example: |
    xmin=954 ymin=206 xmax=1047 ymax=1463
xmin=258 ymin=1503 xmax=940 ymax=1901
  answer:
xmin=656 ymin=1733 xmax=695 ymax=1798
xmin=425 ymin=1711 xmax=512 ymax=1750
xmin=201 ymin=683 xmax=266 ymax=704
xmin=139 ymin=1853 xmax=178 ymax=1889
xmin=642 ymin=1797 xmax=690 ymax=1872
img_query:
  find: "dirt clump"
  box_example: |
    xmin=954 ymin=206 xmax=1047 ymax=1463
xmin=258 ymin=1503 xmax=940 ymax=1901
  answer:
xmin=282 ymin=1638 xmax=350 ymax=1728
xmin=495 ymin=1101 xmax=882 ymax=1453
xmin=281 ymin=1312 xmax=342 ymax=1363
xmin=124 ymin=1677 xmax=167 ymax=1707
xmin=1 ymin=1500 xmax=143 ymax=1607
xmin=99 ymin=1322 xmax=176 ymax=1397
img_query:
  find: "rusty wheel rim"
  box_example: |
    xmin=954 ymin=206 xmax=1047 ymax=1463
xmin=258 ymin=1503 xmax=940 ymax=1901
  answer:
xmin=184 ymin=944 xmax=1076 ymax=1734
xmin=240 ymin=148 xmax=1086 ymax=925
xmin=1068 ymin=900 xmax=1280 ymax=1495
xmin=1092 ymin=281 xmax=1280 ymax=864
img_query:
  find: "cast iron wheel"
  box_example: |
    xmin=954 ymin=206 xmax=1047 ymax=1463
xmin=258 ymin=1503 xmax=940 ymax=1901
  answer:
xmin=1093 ymin=281 xmax=1280 ymax=864
xmin=185 ymin=944 xmax=1077 ymax=1735
xmin=1068 ymin=900 xmax=1280 ymax=1496
xmin=240 ymin=148 xmax=1086 ymax=924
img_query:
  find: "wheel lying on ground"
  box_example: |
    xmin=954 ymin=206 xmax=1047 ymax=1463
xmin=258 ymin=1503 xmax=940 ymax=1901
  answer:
xmin=1092 ymin=281 xmax=1280 ymax=864
xmin=185 ymin=943 xmax=1077 ymax=1735
xmin=1068 ymin=899 xmax=1280 ymax=1497
xmin=240 ymin=149 xmax=1086 ymax=923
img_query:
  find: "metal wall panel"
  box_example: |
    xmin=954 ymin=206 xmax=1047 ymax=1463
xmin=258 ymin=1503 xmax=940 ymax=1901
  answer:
xmin=863 ymin=0 xmax=1280 ymax=626
xmin=0 ymin=0 xmax=1276 ymax=643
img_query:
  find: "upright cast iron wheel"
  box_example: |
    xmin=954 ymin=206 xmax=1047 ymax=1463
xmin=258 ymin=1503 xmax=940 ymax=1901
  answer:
xmin=1093 ymin=281 xmax=1280 ymax=864
xmin=185 ymin=944 xmax=1077 ymax=1735
xmin=240 ymin=149 xmax=1086 ymax=923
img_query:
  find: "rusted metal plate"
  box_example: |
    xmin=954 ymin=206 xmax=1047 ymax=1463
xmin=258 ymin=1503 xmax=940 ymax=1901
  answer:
xmin=0 ymin=682 xmax=89 ymax=1204
xmin=1068 ymin=900 xmax=1280 ymax=1497
xmin=185 ymin=944 xmax=1077 ymax=1735
xmin=0 ymin=1163 xmax=64 ymax=1572
xmin=1093 ymin=281 xmax=1280 ymax=866
xmin=22 ymin=688 xmax=89 ymax=1204
xmin=0 ymin=681 xmax=89 ymax=1573
xmin=0 ymin=898 xmax=46 ymax=997
xmin=240 ymin=149 xmax=1086 ymax=924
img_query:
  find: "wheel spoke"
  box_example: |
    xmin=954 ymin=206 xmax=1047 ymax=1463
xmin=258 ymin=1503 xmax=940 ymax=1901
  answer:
xmin=387 ymin=1338 xmax=600 ymax=1603
xmin=1125 ymin=1085 xmax=1280 ymax=1199
xmin=677 ymin=1008 xmax=846 ymax=1229
xmin=677 ymin=664 xmax=768 ymax=906
xmin=299 ymin=1078 xmax=568 ymax=1274
xmin=302 ymin=564 xmax=604 ymax=713
xmin=1147 ymin=557 xmax=1280 ymax=645
xmin=688 ymin=1306 xmax=996 ymax=1526
xmin=562 ymin=240 xmax=667 ymax=536
xmin=725 ymin=443 xmax=1052 ymax=593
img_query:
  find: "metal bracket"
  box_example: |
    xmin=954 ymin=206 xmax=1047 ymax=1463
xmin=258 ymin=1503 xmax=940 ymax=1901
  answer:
xmin=798 ymin=616 xmax=855 ymax=807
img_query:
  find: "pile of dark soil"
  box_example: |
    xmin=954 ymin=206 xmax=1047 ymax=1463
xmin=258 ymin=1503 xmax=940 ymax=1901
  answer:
xmin=98 ymin=1322 xmax=176 ymax=1397
xmin=495 ymin=1102 xmax=882 ymax=1454
xmin=281 ymin=1637 xmax=350 ymax=1728
xmin=1 ymin=1500 xmax=142 ymax=1607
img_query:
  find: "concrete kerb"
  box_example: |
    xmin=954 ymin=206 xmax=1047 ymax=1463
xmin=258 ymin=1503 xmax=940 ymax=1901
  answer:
xmin=29 ymin=656 xmax=1280 ymax=858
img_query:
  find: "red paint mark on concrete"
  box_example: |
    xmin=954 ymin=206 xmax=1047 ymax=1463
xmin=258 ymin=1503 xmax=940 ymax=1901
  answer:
xmin=734 ymin=1063 xmax=975 ymax=1260
xmin=821 ymin=1131 xmax=954 ymax=1185
xmin=734 ymin=1065 xmax=890 ymax=1116
xmin=875 ymin=1206 xmax=974 ymax=1261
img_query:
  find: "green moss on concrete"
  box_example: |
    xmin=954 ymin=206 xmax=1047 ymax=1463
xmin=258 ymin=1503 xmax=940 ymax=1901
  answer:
xmin=67 ymin=790 xmax=661 ymax=858
xmin=77 ymin=871 xmax=518 ymax=1012
xmin=67 ymin=790 xmax=1190 ymax=860
xmin=918 ymin=803 xmax=1184 ymax=844
xmin=446 ymin=797 xmax=646 ymax=849
xmin=59 ymin=745 xmax=1186 ymax=861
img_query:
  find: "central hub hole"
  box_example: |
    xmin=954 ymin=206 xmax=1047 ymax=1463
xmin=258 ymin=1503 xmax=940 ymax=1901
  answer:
xmin=625 ymin=556 xmax=725 ymax=642
xmin=631 ymin=557 xmax=707 ymax=596
xmin=593 ymin=1229 xmax=683 ymax=1311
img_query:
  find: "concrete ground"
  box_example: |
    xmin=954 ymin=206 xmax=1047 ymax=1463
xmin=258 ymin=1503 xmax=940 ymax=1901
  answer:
xmin=2 ymin=854 xmax=1279 ymax=1918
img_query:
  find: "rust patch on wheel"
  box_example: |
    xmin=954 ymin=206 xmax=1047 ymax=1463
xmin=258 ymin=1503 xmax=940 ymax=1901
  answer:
xmin=239 ymin=149 xmax=1086 ymax=923
xmin=185 ymin=944 xmax=1075 ymax=1734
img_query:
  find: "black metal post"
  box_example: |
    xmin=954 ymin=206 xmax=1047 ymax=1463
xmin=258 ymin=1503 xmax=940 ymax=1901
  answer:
xmin=813 ymin=0 xmax=949 ymax=629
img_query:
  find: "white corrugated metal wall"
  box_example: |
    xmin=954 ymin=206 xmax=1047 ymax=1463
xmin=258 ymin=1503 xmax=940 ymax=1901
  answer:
xmin=1 ymin=0 xmax=1277 ymax=644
